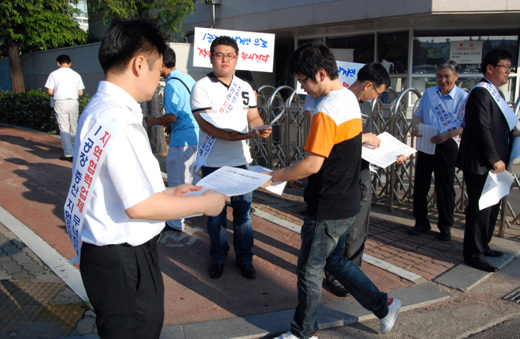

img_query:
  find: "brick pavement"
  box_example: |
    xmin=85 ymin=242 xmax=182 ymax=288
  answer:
xmin=0 ymin=222 xmax=96 ymax=338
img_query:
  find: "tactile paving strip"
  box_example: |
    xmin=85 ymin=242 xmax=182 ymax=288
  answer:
xmin=503 ymin=286 xmax=520 ymax=304
xmin=0 ymin=280 xmax=86 ymax=335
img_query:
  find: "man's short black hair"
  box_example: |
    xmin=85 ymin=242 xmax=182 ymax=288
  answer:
xmin=56 ymin=54 xmax=71 ymax=64
xmin=358 ymin=63 xmax=391 ymax=88
xmin=98 ymin=19 xmax=167 ymax=74
xmin=163 ymin=47 xmax=176 ymax=68
xmin=482 ymin=49 xmax=513 ymax=75
xmin=289 ymin=41 xmax=338 ymax=81
xmin=210 ymin=36 xmax=239 ymax=56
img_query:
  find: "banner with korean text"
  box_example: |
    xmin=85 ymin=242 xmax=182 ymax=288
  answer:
xmin=296 ymin=61 xmax=365 ymax=94
xmin=193 ymin=27 xmax=275 ymax=72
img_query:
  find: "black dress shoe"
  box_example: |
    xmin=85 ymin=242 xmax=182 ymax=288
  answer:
xmin=407 ymin=223 xmax=431 ymax=235
xmin=438 ymin=230 xmax=451 ymax=241
xmin=237 ymin=264 xmax=256 ymax=279
xmin=484 ymin=249 xmax=504 ymax=257
xmin=468 ymin=258 xmax=498 ymax=272
xmin=324 ymin=272 xmax=350 ymax=297
xmin=209 ymin=263 xmax=224 ymax=279
xmin=59 ymin=156 xmax=73 ymax=162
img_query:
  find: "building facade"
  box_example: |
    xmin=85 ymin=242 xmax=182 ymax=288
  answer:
xmin=181 ymin=0 xmax=520 ymax=102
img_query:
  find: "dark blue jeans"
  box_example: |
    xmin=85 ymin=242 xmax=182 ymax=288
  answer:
xmin=201 ymin=165 xmax=253 ymax=266
xmin=291 ymin=216 xmax=388 ymax=338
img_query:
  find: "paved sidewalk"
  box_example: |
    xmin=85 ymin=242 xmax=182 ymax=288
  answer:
xmin=1 ymin=125 xmax=519 ymax=338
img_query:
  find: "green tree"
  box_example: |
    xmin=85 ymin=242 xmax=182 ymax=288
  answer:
xmin=91 ymin=0 xmax=197 ymax=38
xmin=0 ymin=0 xmax=87 ymax=93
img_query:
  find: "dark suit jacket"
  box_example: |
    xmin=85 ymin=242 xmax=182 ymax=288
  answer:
xmin=456 ymin=78 xmax=512 ymax=175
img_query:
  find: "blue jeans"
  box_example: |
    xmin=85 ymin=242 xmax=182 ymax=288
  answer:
xmin=291 ymin=216 xmax=388 ymax=338
xmin=201 ymin=165 xmax=253 ymax=266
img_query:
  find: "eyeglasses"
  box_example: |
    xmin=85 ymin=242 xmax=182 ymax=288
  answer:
xmin=495 ymin=64 xmax=513 ymax=71
xmin=297 ymin=76 xmax=310 ymax=86
xmin=371 ymin=82 xmax=381 ymax=97
xmin=212 ymin=52 xmax=237 ymax=60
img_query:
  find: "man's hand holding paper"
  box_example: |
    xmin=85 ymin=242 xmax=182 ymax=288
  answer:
xmin=361 ymin=132 xmax=416 ymax=168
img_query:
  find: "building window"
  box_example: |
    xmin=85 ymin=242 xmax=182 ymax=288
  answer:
xmin=412 ymin=32 xmax=518 ymax=100
xmin=326 ymin=34 xmax=375 ymax=63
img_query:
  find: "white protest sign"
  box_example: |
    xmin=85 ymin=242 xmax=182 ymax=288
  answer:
xmin=193 ymin=27 xmax=275 ymax=73
xmin=336 ymin=61 xmax=365 ymax=89
xmin=296 ymin=61 xmax=365 ymax=94
xmin=450 ymin=41 xmax=483 ymax=64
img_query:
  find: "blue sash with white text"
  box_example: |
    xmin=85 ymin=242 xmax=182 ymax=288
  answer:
xmin=192 ymin=77 xmax=245 ymax=173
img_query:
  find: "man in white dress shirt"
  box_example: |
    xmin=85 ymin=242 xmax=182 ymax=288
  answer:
xmin=68 ymin=19 xmax=227 ymax=338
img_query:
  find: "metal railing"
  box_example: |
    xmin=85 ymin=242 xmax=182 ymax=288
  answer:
xmin=254 ymin=85 xmax=520 ymax=236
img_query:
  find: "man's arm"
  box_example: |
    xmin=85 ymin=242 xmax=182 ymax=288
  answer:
xmin=126 ymin=185 xmax=228 ymax=220
xmin=261 ymin=151 xmax=325 ymax=187
xmin=78 ymin=89 xmax=83 ymax=97
xmin=145 ymin=114 xmax=176 ymax=126
xmin=430 ymin=126 xmax=463 ymax=144
xmin=247 ymin=107 xmax=272 ymax=138
xmin=47 ymin=89 xmax=54 ymax=96
xmin=362 ymin=133 xmax=381 ymax=148
xmin=412 ymin=116 xmax=423 ymax=137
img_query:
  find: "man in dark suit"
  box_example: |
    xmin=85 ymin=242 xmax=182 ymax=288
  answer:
xmin=456 ymin=49 xmax=519 ymax=272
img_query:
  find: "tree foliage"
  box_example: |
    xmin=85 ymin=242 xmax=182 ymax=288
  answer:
xmin=92 ymin=0 xmax=197 ymax=38
xmin=0 ymin=0 xmax=87 ymax=55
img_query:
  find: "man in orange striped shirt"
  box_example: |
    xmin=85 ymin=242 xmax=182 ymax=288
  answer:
xmin=262 ymin=42 xmax=400 ymax=339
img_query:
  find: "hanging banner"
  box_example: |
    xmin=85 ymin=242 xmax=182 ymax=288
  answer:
xmin=336 ymin=61 xmax=366 ymax=89
xmin=193 ymin=27 xmax=275 ymax=73
xmin=449 ymin=41 xmax=483 ymax=64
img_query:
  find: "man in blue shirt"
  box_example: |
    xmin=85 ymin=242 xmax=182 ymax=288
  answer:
xmin=145 ymin=47 xmax=199 ymax=231
xmin=409 ymin=60 xmax=467 ymax=241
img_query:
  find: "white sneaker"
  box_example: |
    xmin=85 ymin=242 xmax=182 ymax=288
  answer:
xmin=276 ymin=330 xmax=318 ymax=339
xmin=380 ymin=298 xmax=401 ymax=334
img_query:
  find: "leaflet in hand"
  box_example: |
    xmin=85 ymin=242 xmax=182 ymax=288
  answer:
xmin=252 ymin=111 xmax=284 ymax=131
xmin=361 ymin=132 xmax=416 ymax=168
xmin=479 ymin=170 xmax=514 ymax=210
xmin=415 ymin=123 xmax=438 ymax=155
xmin=250 ymin=165 xmax=286 ymax=195
xmin=183 ymin=166 xmax=271 ymax=198
xmin=199 ymin=112 xmax=248 ymax=133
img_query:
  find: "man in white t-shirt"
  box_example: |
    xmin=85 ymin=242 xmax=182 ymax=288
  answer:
xmin=191 ymin=36 xmax=271 ymax=280
xmin=45 ymin=54 xmax=85 ymax=161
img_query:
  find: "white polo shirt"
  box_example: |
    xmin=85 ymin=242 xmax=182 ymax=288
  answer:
xmin=45 ymin=67 xmax=85 ymax=100
xmin=190 ymin=73 xmax=257 ymax=167
xmin=76 ymin=81 xmax=165 ymax=246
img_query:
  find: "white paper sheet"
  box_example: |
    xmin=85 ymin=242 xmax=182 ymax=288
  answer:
xmin=183 ymin=166 xmax=271 ymax=198
xmin=250 ymin=165 xmax=287 ymax=195
xmin=479 ymin=170 xmax=515 ymax=210
xmin=361 ymin=132 xmax=416 ymax=168
xmin=415 ymin=123 xmax=438 ymax=155
xmin=199 ymin=112 xmax=248 ymax=133
xmin=252 ymin=111 xmax=284 ymax=131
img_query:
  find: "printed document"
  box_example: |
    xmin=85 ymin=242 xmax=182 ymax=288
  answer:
xmin=362 ymin=132 xmax=416 ymax=168
xmin=250 ymin=165 xmax=287 ymax=195
xmin=184 ymin=166 xmax=271 ymax=198
xmin=479 ymin=170 xmax=515 ymax=210
xmin=199 ymin=112 xmax=248 ymax=133
xmin=415 ymin=123 xmax=438 ymax=155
